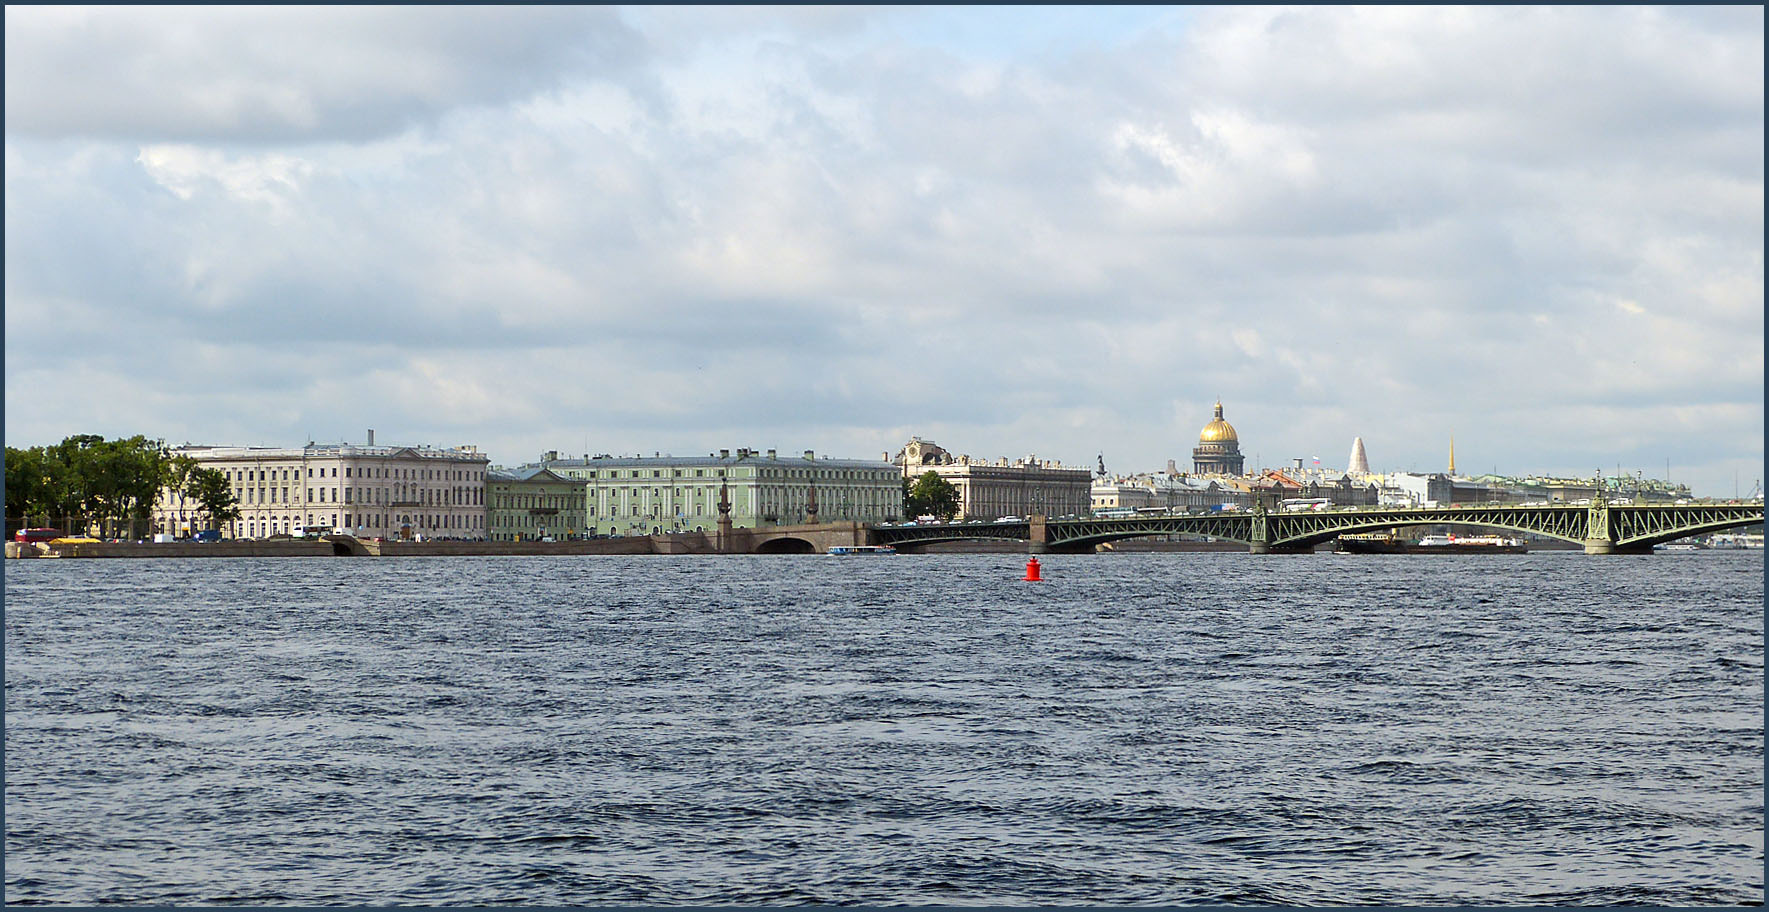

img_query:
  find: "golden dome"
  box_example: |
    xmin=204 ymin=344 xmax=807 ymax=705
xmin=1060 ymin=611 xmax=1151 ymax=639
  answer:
xmin=1199 ymin=402 xmax=1238 ymax=443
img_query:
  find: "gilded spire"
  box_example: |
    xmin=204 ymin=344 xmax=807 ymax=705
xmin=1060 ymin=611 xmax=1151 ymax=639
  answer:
xmin=1448 ymin=434 xmax=1456 ymax=476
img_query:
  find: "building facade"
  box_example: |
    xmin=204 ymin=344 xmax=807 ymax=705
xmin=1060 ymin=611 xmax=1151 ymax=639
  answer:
xmin=1192 ymin=402 xmax=1246 ymax=476
xmin=487 ymin=466 xmax=589 ymax=541
xmin=1095 ymin=472 xmax=1254 ymax=513
xmin=541 ymin=448 xmax=903 ymax=537
xmin=153 ymin=437 xmax=491 ymax=540
xmin=894 ymin=437 xmax=1093 ymax=520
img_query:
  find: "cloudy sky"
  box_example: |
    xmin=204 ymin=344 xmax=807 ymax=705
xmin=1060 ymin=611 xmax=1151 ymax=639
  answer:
xmin=6 ymin=6 xmax=1762 ymax=495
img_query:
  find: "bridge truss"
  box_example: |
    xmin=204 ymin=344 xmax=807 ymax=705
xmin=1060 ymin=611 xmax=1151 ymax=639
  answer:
xmin=869 ymin=501 xmax=1764 ymax=555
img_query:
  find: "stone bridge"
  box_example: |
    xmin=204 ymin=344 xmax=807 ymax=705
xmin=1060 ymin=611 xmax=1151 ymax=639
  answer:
xmin=719 ymin=521 xmax=872 ymax=554
xmin=865 ymin=500 xmax=1765 ymax=555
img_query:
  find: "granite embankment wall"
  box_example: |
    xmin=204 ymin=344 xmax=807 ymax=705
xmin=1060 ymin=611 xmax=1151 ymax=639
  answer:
xmin=7 ymin=540 xmax=331 ymax=559
xmin=372 ymin=537 xmax=671 ymax=557
xmin=7 ymin=534 xmax=712 ymax=559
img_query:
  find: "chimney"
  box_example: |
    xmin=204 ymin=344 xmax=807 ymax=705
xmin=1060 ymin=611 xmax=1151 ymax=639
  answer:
xmin=368 ymin=429 xmax=375 ymax=446
xmin=804 ymin=450 xmax=814 ymax=460
xmin=767 ymin=448 xmax=776 ymax=459
xmin=720 ymin=449 xmax=730 ymax=459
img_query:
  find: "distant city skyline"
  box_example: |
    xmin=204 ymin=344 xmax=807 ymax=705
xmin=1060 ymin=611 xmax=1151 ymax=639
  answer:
xmin=5 ymin=7 xmax=1761 ymax=498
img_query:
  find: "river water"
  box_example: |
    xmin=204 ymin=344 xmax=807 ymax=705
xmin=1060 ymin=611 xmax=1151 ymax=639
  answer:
xmin=4 ymin=551 xmax=1763 ymax=905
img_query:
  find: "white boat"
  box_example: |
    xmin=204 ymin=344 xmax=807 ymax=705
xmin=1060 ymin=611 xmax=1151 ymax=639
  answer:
xmin=828 ymin=545 xmax=897 ymax=555
xmin=1415 ymin=533 xmax=1528 ymax=552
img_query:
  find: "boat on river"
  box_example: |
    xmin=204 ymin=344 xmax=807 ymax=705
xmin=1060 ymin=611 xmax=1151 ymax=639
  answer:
xmin=1337 ymin=532 xmax=1527 ymax=554
xmin=828 ymin=545 xmax=897 ymax=555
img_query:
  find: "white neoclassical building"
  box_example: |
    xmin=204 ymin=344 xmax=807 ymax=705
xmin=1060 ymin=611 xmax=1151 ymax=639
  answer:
xmin=893 ymin=437 xmax=1093 ymax=520
xmin=154 ymin=433 xmax=491 ymax=540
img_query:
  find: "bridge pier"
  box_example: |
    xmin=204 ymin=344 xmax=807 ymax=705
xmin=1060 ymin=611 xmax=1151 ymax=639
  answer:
xmin=1248 ymin=542 xmax=1269 ymax=555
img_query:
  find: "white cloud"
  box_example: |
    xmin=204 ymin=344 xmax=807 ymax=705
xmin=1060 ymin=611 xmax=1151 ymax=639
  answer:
xmin=4 ymin=6 xmax=1762 ymax=495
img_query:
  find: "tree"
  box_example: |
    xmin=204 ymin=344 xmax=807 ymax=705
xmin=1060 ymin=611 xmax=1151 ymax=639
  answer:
xmin=7 ymin=434 xmax=180 ymax=535
xmin=906 ymin=470 xmax=961 ymax=520
xmin=6 ymin=444 xmax=76 ymax=528
xmin=165 ymin=454 xmax=203 ymax=537
xmin=6 ymin=446 xmax=46 ymax=526
xmin=47 ymin=435 xmax=168 ymax=537
xmin=189 ymin=467 xmax=240 ymax=532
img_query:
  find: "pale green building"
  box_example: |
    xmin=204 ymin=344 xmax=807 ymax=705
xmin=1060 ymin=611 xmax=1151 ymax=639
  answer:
xmin=487 ymin=466 xmax=589 ymax=541
xmin=538 ymin=447 xmax=903 ymax=537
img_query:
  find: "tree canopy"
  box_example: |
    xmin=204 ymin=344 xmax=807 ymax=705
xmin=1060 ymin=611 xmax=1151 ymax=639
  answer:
xmin=4 ymin=434 xmax=213 ymax=534
xmin=905 ymin=470 xmax=961 ymax=520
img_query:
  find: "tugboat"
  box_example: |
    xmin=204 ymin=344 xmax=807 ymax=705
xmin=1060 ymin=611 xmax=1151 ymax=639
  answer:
xmin=1337 ymin=531 xmax=1527 ymax=554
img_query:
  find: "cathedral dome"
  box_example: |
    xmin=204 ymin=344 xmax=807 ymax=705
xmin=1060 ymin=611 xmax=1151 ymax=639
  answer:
xmin=1199 ymin=402 xmax=1238 ymax=443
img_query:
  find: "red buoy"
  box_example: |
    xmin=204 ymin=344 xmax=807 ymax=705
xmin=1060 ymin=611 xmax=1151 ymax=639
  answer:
xmin=1024 ymin=557 xmax=1042 ymax=581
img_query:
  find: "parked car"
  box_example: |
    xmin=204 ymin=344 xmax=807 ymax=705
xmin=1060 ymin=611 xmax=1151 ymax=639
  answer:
xmin=192 ymin=529 xmax=221 ymax=542
xmin=14 ymin=528 xmax=64 ymax=543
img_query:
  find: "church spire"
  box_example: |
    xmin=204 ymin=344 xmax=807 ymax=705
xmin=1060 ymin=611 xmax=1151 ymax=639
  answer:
xmin=1448 ymin=434 xmax=1456 ymax=476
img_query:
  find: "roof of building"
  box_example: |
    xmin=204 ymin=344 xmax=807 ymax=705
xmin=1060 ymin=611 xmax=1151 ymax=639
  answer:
xmin=488 ymin=466 xmax=582 ymax=484
xmin=175 ymin=443 xmax=487 ymax=461
xmin=537 ymin=451 xmax=896 ymax=471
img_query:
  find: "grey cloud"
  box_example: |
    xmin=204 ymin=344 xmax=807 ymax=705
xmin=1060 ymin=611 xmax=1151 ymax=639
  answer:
xmin=5 ymin=7 xmax=646 ymax=142
xmin=4 ymin=7 xmax=1761 ymax=495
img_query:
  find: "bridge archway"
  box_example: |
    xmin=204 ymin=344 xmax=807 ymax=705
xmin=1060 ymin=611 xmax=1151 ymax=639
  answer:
xmin=1271 ymin=518 xmax=1576 ymax=551
xmin=1616 ymin=516 xmax=1764 ymax=549
xmin=870 ymin=533 xmax=1029 ymax=552
xmin=756 ymin=537 xmax=816 ymax=554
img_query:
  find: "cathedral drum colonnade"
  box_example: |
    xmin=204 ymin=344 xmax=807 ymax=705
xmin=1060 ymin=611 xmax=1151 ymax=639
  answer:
xmin=1192 ymin=402 xmax=1246 ymax=476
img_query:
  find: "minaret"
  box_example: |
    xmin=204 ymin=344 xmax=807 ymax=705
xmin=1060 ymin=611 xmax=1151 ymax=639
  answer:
xmin=1348 ymin=437 xmax=1369 ymax=475
xmin=1448 ymin=435 xmax=1456 ymax=476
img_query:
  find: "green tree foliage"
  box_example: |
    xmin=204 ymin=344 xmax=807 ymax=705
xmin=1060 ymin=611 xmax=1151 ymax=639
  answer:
xmin=905 ymin=470 xmax=961 ymax=520
xmin=163 ymin=455 xmax=203 ymax=533
xmin=6 ymin=446 xmax=54 ymax=523
xmin=188 ymin=467 xmax=240 ymax=531
xmin=5 ymin=434 xmax=173 ymax=534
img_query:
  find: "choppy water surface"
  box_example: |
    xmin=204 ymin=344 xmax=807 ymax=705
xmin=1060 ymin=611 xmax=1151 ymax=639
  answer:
xmin=5 ymin=552 xmax=1763 ymax=905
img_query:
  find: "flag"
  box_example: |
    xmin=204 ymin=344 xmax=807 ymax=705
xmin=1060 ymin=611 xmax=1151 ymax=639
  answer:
xmin=1311 ymin=455 xmax=1320 ymax=465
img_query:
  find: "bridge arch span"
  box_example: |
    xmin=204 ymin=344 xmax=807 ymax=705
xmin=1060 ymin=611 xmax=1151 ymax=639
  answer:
xmin=755 ymin=537 xmax=816 ymax=554
xmin=1272 ymin=517 xmax=1581 ymax=551
xmin=881 ymin=533 xmax=1031 ymax=552
xmin=1616 ymin=515 xmax=1765 ymax=549
xmin=1060 ymin=530 xmax=1252 ymax=550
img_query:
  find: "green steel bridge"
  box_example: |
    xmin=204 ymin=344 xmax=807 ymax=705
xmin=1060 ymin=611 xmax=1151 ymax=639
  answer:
xmin=868 ymin=497 xmax=1765 ymax=555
